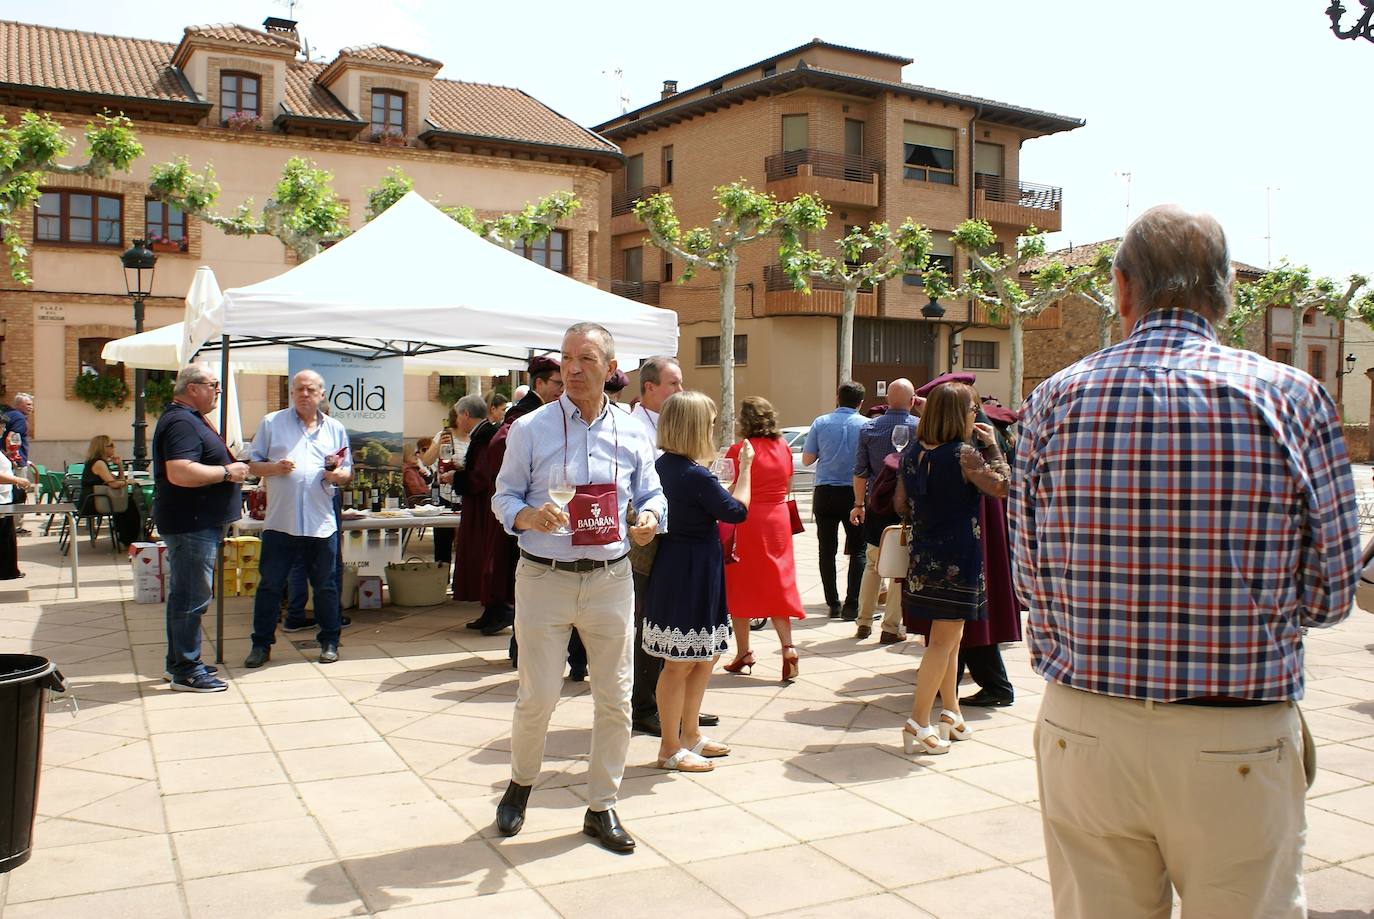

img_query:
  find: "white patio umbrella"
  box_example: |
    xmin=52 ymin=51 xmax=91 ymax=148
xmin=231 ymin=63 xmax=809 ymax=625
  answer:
xmin=180 ymin=268 xmax=243 ymax=454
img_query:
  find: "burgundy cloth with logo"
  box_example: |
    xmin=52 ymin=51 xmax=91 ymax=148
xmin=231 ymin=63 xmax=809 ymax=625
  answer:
xmin=570 ymin=482 xmax=620 ymax=546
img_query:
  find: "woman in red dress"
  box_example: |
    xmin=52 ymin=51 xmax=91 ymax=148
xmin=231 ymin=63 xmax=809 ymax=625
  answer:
xmin=723 ymin=397 xmax=805 ymax=681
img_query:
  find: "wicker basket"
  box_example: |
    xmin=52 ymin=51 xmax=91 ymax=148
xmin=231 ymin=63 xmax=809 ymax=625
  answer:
xmin=384 ymin=557 xmax=449 ymax=607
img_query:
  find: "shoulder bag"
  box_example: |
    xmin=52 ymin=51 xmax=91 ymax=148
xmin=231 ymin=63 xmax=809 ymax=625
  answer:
xmin=877 ymin=524 xmax=909 ymax=578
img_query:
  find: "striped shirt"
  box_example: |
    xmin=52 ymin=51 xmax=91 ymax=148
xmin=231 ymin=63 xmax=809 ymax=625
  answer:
xmin=1009 ymin=309 xmax=1360 ymax=702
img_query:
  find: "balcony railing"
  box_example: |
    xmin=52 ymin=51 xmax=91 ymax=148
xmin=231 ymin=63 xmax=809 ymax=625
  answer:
xmin=610 ymin=279 xmax=661 ymax=305
xmin=611 ymin=185 xmax=660 ymax=217
xmin=974 ymin=174 xmax=1062 ymax=212
xmin=763 ymin=265 xmax=855 ymax=292
xmin=764 ymin=149 xmax=883 ymax=184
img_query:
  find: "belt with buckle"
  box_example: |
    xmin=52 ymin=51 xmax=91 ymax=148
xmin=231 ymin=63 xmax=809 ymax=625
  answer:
xmin=520 ymin=550 xmax=627 ymax=573
xmin=1175 ymin=696 xmax=1279 ymax=708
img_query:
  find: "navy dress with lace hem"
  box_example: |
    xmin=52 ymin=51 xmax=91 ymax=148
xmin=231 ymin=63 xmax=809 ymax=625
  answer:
xmin=643 ymin=452 xmax=747 ymax=661
xmin=901 ymin=441 xmax=1003 ymax=623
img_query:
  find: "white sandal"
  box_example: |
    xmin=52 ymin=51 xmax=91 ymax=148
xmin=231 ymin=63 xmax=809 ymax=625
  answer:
xmin=690 ymin=736 xmax=731 ymax=758
xmin=658 ymin=748 xmax=714 ymax=772
xmin=901 ymin=718 xmax=950 ymax=755
xmin=940 ymin=709 xmax=973 ymax=741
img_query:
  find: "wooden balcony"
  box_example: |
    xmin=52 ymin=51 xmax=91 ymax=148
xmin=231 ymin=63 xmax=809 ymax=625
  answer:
xmin=610 ymin=279 xmax=661 ymax=305
xmin=973 ymin=174 xmax=1063 ymax=233
xmin=970 ymin=301 xmax=1062 ymax=331
xmin=761 ymin=265 xmax=877 ymax=318
xmin=764 ymin=149 xmax=880 ymax=208
xmin=610 ymin=185 xmax=658 ymax=236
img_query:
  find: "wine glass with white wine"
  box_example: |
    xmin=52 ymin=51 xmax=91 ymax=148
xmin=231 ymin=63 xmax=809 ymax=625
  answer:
xmin=547 ymin=464 xmax=575 ymax=535
xmin=891 ymin=425 xmax=911 ymax=453
xmin=709 ymin=456 xmax=736 ymax=485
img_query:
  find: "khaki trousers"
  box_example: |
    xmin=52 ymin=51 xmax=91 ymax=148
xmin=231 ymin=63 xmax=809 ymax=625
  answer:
xmin=856 ymin=544 xmax=903 ymax=635
xmin=511 ymin=556 xmax=634 ymax=811
xmin=1036 ymin=681 xmax=1306 ymax=919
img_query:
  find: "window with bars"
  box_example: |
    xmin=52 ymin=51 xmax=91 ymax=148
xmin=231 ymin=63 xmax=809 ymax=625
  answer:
xmin=219 ymin=71 xmax=261 ymax=117
xmin=145 ymin=199 xmax=188 ymax=251
xmin=370 ymin=90 xmax=405 ymax=136
xmin=698 ymin=335 xmax=747 ymax=366
xmin=1309 ymin=348 xmax=1326 ymax=379
xmin=35 ymin=190 xmax=123 ymax=246
xmin=962 ymin=340 xmax=998 ymax=369
xmin=1276 ymin=347 xmax=1292 ymax=365
xmin=518 ymin=230 xmax=569 ymax=274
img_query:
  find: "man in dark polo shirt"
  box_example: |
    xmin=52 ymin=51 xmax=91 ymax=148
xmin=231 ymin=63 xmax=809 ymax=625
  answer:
xmin=153 ymin=366 xmax=248 ymax=693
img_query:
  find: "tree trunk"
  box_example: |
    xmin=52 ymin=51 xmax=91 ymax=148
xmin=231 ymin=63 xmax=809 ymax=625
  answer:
xmin=1098 ymin=307 xmax=1113 ymax=352
xmin=838 ymin=283 xmax=858 ymax=384
xmin=718 ymin=258 xmax=738 ymax=448
xmin=1009 ymin=310 xmax=1026 ymax=408
xmin=1291 ymin=306 xmax=1306 ymax=372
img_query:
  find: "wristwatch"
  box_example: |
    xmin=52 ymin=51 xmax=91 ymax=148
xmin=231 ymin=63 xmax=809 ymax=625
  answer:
xmin=222 ymin=465 xmax=231 ymax=482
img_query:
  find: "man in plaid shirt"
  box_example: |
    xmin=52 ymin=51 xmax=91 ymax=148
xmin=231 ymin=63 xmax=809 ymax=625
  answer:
xmin=1010 ymin=204 xmax=1360 ymax=918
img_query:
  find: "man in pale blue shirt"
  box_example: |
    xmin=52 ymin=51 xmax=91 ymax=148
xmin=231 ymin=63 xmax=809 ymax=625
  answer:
xmin=803 ymin=381 xmax=868 ymax=619
xmin=491 ymin=322 xmax=665 ymax=853
xmin=244 ymin=370 xmax=353 ymax=667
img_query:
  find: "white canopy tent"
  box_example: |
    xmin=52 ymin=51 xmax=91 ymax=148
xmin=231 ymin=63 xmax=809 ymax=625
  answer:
xmin=204 ymin=189 xmax=679 ymax=366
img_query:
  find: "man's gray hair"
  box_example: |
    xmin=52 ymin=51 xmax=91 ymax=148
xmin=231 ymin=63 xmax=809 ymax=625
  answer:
xmin=1113 ymin=204 xmax=1234 ymax=321
xmin=638 ymin=355 xmax=680 ymax=395
xmin=13 ymin=392 xmax=32 ymax=404
xmin=173 ymin=365 xmax=214 ymax=395
xmin=564 ymin=322 xmax=616 ymax=362
xmin=292 ymin=369 xmax=325 ymax=390
xmin=455 ymin=394 xmax=487 ymax=420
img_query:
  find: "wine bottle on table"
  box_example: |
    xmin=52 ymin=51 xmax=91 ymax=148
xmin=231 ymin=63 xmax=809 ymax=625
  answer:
xmin=370 ymin=476 xmax=381 ymax=513
xmin=386 ymin=474 xmax=401 ymax=510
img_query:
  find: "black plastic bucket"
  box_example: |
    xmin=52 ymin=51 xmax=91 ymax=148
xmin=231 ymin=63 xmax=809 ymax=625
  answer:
xmin=0 ymin=654 xmax=66 ymax=873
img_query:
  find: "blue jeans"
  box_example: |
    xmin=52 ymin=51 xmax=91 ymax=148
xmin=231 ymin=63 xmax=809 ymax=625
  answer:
xmin=252 ymin=530 xmax=341 ymax=649
xmin=163 ymin=527 xmax=224 ymax=679
xmin=285 ymin=493 xmax=344 ymax=623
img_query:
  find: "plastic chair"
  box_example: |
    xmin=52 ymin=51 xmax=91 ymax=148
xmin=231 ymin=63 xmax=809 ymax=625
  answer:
xmin=58 ymin=488 xmax=122 ymax=554
xmin=39 ymin=470 xmax=67 ymax=535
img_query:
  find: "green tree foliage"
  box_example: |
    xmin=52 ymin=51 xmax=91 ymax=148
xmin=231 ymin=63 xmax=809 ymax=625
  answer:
xmin=0 ymin=112 xmax=143 ymax=284
xmin=788 ymin=221 xmax=933 ymax=383
xmin=634 ymin=181 xmax=828 ymax=443
xmin=364 ymin=166 xmax=580 ymax=247
xmin=946 ymin=219 xmax=1079 ymax=407
xmin=149 ymin=155 xmax=348 ymax=261
xmin=1247 ymin=260 xmax=1372 ymax=373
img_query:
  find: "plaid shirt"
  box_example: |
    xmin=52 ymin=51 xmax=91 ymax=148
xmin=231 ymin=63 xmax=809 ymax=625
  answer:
xmin=1010 ymin=310 xmax=1360 ymax=702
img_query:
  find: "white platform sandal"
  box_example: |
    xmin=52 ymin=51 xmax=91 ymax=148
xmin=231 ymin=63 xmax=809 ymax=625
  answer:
xmin=940 ymin=709 xmax=973 ymax=741
xmin=901 ymin=718 xmax=950 ymax=755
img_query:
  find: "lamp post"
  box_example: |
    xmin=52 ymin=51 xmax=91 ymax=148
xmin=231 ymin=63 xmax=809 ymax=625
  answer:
xmin=120 ymin=239 xmax=157 ymax=471
xmin=1342 ymin=353 xmax=1359 ymax=376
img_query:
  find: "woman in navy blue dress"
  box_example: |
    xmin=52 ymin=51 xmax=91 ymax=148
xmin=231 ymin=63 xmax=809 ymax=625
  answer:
xmin=643 ymin=391 xmax=752 ymax=773
xmin=895 ymin=382 xmax=1010 ymax=756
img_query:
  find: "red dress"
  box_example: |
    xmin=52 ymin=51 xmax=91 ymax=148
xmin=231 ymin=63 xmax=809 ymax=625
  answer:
xmin=723 ymin=436 xmax=805 ymax=619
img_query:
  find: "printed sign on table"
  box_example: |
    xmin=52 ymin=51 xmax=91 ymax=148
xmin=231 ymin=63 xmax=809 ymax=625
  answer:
xmin=288 ymin=348 xmax=404 ymax=467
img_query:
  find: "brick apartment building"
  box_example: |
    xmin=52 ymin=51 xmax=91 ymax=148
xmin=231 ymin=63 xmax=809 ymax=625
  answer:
xmin=593 ymin=40 xmax=1083 ymax=425
xmin=1020 ymin=241 xmax=1348 ymax=410
xmin=0 ymin=17 xmax=621 ymax=464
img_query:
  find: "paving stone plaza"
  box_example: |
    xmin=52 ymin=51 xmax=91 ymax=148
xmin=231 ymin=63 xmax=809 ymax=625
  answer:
xmin=0 ymin=482 xmax=1372 ymax=919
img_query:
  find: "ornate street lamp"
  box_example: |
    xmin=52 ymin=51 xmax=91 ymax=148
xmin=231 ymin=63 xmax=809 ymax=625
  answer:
xmin=1328 ymin=1 xmax=1374 ymax=42
xmin=920 ymin=296 xmax=945 ymax=320
xmin=120 ymin=239 xmax=157 ymax=470
xmin=1342 ymin=353 xmax=1359 ymax=376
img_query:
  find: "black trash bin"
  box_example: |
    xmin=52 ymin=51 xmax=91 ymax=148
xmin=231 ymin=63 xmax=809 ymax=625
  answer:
xmin=0 ymin=654 xmax=66 ymax=874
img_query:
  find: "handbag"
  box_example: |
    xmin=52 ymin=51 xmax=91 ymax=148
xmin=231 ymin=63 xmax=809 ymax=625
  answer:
xmin=718 ymin=521 xmax=740 ymax=564
xmin=627 ymin=503 xmax=659 ymax=576
xmin=877 ymin=524 xmax=909 ymax=578
xmin=785 ymin=470 xmax=805 ymax=535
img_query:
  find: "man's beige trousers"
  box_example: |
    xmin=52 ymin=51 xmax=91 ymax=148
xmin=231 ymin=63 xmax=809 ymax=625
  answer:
xmin=511 ymin=557 xmax=634 ymax=812
xmin=1036 ymin=681 xmax=1306 ymax=919
xmin=857 ymin=544 xmax=903 ymax=635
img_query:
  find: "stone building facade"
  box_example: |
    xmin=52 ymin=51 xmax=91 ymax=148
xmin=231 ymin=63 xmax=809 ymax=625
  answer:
xmin=0 ymin=17 xmax=621 ymax=464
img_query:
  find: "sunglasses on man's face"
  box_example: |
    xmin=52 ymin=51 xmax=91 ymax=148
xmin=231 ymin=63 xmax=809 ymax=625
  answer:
xmin=193 ymin=381 xmax=221 ymax=391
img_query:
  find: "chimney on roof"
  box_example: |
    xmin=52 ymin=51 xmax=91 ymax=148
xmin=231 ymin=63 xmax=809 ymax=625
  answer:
xmin=263 ymin=16 xmax=300 ymax=43
xmin=661 ymin=80 xmax=678 ymax=100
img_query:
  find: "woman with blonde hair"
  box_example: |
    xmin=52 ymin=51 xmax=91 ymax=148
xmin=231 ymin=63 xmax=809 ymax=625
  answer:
xmin=80 ymin=434 xmax=144 ymax=545
xmin=643 ymin=391 xmax=752 ymax=772
xmin=723 ymin=396 xmax=806 ymax=681
xmin=894 ymin=382 xmax=1010 ymax=756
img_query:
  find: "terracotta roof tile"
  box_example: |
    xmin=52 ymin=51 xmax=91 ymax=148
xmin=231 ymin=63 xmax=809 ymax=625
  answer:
xmin=183 ymin=23 xmax=298 ymax=49
xmin=280 ymin=62 xmax=358 ymax=121
xmin=0 ymin=19 xmax=192 ymax=102
xmin=335 ymin=44 xmax=441 ymax=69
xmin=427 ymin=80 xmax=618 ymax=153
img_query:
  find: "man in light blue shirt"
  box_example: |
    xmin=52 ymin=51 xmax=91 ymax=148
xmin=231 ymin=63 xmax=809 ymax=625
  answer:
xmin=803 ymin=380 xmax=868 ymax=619
xmin=491 ymin=322 xmax=664 ymax=854
xmin=244 ymin=370 xmax=352 ymax=667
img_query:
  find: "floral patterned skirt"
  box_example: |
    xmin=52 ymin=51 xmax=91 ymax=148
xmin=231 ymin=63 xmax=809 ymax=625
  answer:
xmin=901 ymin=516 xmax=988 ymax=622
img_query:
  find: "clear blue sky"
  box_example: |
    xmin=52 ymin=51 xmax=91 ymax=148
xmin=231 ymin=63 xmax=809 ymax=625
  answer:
xmin=28 ymin=0 xmax=1374 ymax=279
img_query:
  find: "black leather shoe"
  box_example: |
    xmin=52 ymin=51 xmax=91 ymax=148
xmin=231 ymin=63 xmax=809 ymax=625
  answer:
xmin=827 ymin=603 xmax=842 ymax=620
xmin=632 ymin=713 xmax=662 ymax=737
xmin=961 ymin=689 xmax=1014 ymax=707
xmin=567 ymin=666 xmax=587 ymax=682
xmin=495 ymin=781 xmax=531 ymax=837
xmin=464 ymin=616 xmax=490 ymax=631
xmin=698 ymin=713 xmax=720 ymax=727
xmin=480 ymin=612 xmax=515 ymax=636
xmin=840 ymin=601 xmax=859 ymax=622
xmin=583 ymin=807 xmax=635 ymax=852
xmin=244 ymin=646 xmax=270 ymax=668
